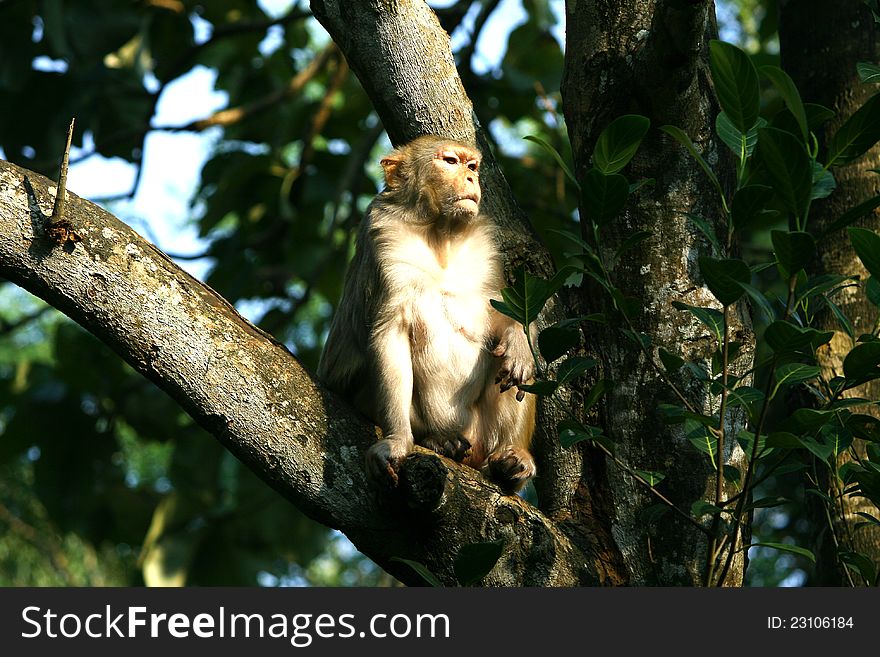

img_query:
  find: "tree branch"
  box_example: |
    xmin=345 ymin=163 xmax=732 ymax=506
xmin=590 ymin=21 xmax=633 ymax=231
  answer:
xmin=0 ymin=159 xmax=604 ymax=585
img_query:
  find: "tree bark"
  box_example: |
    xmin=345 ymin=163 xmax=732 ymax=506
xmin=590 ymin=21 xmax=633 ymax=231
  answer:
xmin=779 ymin=0 xmax=880 ymax=585
xmin=562 ymin=0 xmax=750 ymax=585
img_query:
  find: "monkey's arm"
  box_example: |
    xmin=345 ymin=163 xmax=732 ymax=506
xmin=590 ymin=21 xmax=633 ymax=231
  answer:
xmin=490 ymin=310 xmax=537 ymax=398
xmin=365 ymin=318 xmax=415 ymax=482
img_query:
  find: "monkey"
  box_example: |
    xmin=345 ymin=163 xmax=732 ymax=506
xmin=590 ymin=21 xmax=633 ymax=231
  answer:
xmin=317 ymin=135 xmax=537 ymax=493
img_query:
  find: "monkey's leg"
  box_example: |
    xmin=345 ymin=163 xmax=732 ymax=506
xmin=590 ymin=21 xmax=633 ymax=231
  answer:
xmin=486 ymin=445 xmax=536 ymax=494
xmin=470 ymin=386 xmax=537 ymax=493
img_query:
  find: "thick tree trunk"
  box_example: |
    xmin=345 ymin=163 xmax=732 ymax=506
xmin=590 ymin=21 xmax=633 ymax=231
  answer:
xmin=310 ymin=0 xmax=627 ymax=582
xmin=779 ymin=0 xmax=880 ymax=585
xmin=562 ymin=0 xmax=750 ymax=585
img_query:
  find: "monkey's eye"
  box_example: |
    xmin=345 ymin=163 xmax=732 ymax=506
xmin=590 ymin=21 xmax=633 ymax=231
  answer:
xmin=467 ymin=162 xmax=478 ymax=172
xmin=443 ymin=155 xmax=459 ymax=165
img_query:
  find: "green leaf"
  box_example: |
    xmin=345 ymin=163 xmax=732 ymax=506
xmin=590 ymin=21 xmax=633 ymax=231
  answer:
xmin=582 ymin=169 xmax=630 ymax=226
xmin=557 ymin=356 xmax=597 ymax=385
xmin=798 ymin=435 xmax=835 ymax=462
xmin=761 ymin=65 xmax=809 ymax=142
xmin=634 ymin=469 xmax=666 ymax=487
xmin=493 ymin=266 xmax=575 ymax=328
xmin=613 ymin=230 xmax=653 ymax=261
xmin=726 ymin=385 xmax=765 ymax=409
xmin=558 ymin=421 xmax=606 ymax=448
xmin=819 ymin=423 xmax=853 ymax=457
xmin=765 ymin=431 xmax=802 ymax=449
xmin=857 ymin=62 xmax=880 ymax=84
xmin=640 ymin=504 xmax=671 ymax=527
xmin=826 ymin=297 xmax=855 ymax=342
xmin=736 ymin=429 xmax=773 ymax=459
xmin=523 ymin=135 xmax=580 ymax=190
xmin=796 ymin=274 xmax=858 ymax=304
xmin=780 ymin=408 xmax=837 ymax=433
xmin=747 ymin=543 xmax=816 ymax=563
xmin=659 ymin=404 xmax=716 ymax=427
xmin=538 ymin=322 xmax=580 ymax=364
xmin=620 ymin=328 xmax=651 ymax=349
xmin=660 ymin=125 xmax=725 ymax=203
xmin=805 ymin=103 xmax=836 ymax=131
xmin=867 ymin=276 xmax=880 ymax=306
xmin=710 ymin=40 xmax=760 ymax=133
xmin=686 ymin=420 xmax=717 ymax=461
xmin=773 ymin=363 xmax=821 ymax=391
xmin=692 ymin=500 xmax=723 ymax=518
xmin=583 ymin=378 xmax=612 ymax=412
xmin=738 ymin=281 xmax=776 ymax=322
xmin=699 ymin=256 xmax=750 ymax=306
xmin=820 ymin=195 xmax=880 ymax=237
xmin=775 ymin=462 xmax=809 ymax=476
xmin=716 ymin=111 xmax=765 ymax=161
xmin=629 ymin=178 xmax=655 ymax=194
xmin=764 ymin=320 xmax=833 ymax=354
xmin=672 ymin=301 xmax=724 ymax=343
xmin=843 ymin=341 xmax=880 ymax=385
xmin=855 ymin=512 xmax=880 ymax=528
xmin=723 ymin=464 xmax=741 ymax=484
xmin=390 ymin=557 xmax=443 ymax=587
xmin=592 ymin=114 xmax=651 ymax=174
xmin=686 ymin=213 xmax=723 ymax=255
xmin=829 ymin=92 xmax=880 ymax=166
xmin=771 ymin=230 xmax=816 ymax=275
xmin=731 ymin=184 xmax=777 ymax=232
xmin=757 ymin=128 xmax=812 ymax=219
xmin=746 ymin=496 xmax=789 ymax=510
xmin=811 ymin=161 xmax=837 ymax=200
xmin=454 ymin=540 xmax=504 ymax=586
xmin=848 ymin=227 xmax=880 ymax=278
xmin=838 ymin=551 xmax=877 ymax=586
xmin=518 ymin=380 xmax=559 ymax=396
xmin=658 ymin=348 xmax=685 ymax=372
xmin=547 ymin=228 xmax=592 ymax=254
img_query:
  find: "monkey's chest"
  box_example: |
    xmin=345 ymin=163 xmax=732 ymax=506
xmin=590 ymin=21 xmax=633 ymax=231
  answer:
xmin=408 ymin=287 xmax=489 ymax=354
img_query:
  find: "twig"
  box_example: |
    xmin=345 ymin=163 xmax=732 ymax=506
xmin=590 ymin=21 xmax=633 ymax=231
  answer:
xmin=50 ymin=118 xmax=75 ymax=222
xmin=44 ymin=118 xmax=83 ymax=247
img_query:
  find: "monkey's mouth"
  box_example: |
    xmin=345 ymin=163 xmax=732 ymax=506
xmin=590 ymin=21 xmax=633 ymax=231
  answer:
xmin=455 ymin=194 xmax=480 ymax=211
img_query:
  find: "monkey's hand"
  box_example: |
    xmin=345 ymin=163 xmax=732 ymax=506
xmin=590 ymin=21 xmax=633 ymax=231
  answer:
xmin=486 ymin=447 xmax=536 ymax=494
xmin=366 ymin=437 xmax=412 ymax=486
xmin=492 ymin=325 xmax=535 ymax=401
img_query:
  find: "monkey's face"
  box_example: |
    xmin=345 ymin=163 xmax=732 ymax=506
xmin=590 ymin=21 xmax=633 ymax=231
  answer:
xmin=430 ymin=144 xmax=481 ymax=220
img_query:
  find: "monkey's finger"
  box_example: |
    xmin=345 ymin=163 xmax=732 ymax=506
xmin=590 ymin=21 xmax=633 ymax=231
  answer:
xmin=516 ymin=388 xmax=525 ymax=402
xmin=385 ymin=460 xmax=399 ymax=487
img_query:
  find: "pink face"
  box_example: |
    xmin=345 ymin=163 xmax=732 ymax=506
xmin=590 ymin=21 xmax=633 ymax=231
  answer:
xmin=432 ymin=145 xmax=481 ymax=216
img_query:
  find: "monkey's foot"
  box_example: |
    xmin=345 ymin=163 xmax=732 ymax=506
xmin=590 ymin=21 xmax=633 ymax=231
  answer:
xmin=419 ymin=433 xmax=471 ymax=462
xmin=486 ymin=447 xmax=536 ymax=494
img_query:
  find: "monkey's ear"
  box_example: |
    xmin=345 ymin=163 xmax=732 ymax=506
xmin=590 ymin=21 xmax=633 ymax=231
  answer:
xmin=380 ymin=154 xmax=406 ymax=189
